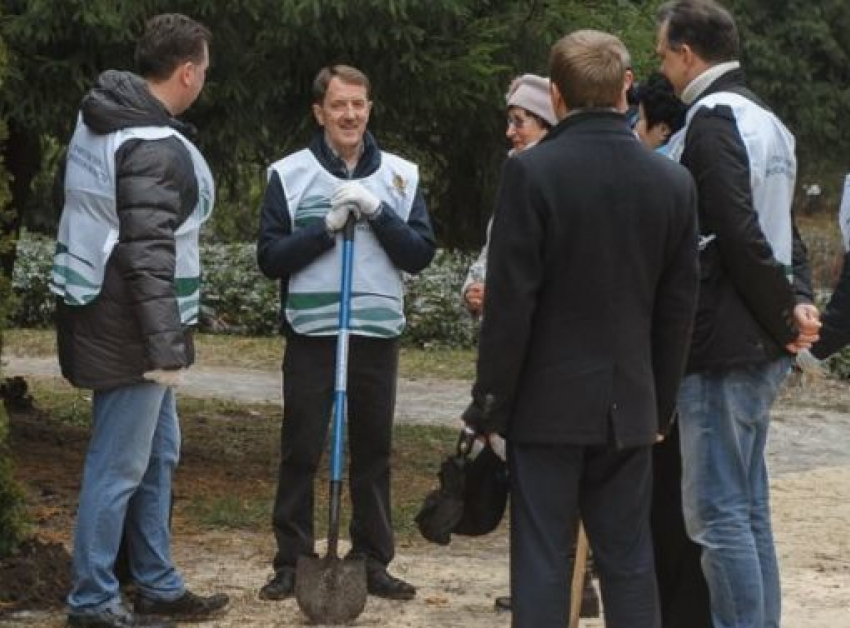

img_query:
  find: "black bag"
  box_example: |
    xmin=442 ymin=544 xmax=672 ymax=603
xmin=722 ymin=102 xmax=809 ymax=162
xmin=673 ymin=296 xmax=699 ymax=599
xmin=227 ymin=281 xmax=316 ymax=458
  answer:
xmin=415 ymin=429 xmax=509 ymax=545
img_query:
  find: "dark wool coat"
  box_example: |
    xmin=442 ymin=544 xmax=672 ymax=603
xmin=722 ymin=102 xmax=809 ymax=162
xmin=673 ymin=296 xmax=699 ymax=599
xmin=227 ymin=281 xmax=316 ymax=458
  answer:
xmin=472 ymin=110 xmax=699 ymax=447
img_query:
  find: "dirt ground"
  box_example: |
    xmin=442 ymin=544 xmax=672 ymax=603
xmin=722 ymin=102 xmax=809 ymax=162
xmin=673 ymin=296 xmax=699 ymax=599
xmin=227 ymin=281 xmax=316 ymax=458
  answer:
xmin=1 ymin=373 xmax=848 ymax=627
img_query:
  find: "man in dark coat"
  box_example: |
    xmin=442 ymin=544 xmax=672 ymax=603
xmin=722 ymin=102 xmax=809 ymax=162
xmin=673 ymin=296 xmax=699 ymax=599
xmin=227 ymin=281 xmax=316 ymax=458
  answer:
xmin=655 ymin=2 xmax=819 ymax=627
xmin=463 ymin=29 xmax=699 ymax=628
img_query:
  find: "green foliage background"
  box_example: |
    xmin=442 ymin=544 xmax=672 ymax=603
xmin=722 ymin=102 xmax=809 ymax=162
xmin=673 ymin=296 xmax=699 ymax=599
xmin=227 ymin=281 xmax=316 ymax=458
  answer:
xmin=0 ymin=12 xmax=29 ymax=559
xmin=0 ymin=0 xmax=662 ymax=246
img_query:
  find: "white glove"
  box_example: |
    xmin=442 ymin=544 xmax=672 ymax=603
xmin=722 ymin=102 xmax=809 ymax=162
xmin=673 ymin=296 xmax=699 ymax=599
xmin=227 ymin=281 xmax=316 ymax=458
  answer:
xmin=488 ymin=433 xmax=507 ymax=461
xmin=795 ymin=349 xmax=825 ymax=378
xmin=324 ymin=203 xmax=354 ymax=233
xmin=144 ymin=368 xmax=185 ymax=388
xmin=331 ymin=181 xmax=381 ymax=218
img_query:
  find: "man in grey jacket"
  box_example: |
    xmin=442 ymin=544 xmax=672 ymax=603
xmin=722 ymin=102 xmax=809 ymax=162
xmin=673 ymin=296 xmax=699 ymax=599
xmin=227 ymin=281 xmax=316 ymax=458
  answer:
xmin=52 ymin=14 xmax=227 ymax=628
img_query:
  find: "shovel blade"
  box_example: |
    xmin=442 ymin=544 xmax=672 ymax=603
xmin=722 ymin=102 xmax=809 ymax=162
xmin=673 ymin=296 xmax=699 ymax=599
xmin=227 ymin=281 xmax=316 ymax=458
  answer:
xmin=295 ymin=554 xmax=367 ymax=625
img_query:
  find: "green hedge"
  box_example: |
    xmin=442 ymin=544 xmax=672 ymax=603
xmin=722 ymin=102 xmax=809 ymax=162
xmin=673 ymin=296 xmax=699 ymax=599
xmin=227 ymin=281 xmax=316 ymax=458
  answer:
xmin=19 ymin=233 xmax=850 ymax=372
xmin=1 ymin=21 xmax=30 ymax=557
xmin=13 ymin=235 xmax=480 ymax=348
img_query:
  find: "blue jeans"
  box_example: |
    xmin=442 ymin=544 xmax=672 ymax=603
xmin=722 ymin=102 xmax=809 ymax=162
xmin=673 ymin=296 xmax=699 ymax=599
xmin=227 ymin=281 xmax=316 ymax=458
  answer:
xmin=68 ymin=383 xmax=184 ymax=615
xmin=677 ymin=357 xmax=790 ymax=628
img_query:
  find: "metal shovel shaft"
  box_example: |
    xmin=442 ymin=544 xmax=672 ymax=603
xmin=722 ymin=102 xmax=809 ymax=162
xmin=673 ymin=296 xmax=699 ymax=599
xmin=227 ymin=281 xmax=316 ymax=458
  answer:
xmin=327 ymin=213 xmax=355 ymax=556
xmin=296 ymin=213 xmax=367 ymax=625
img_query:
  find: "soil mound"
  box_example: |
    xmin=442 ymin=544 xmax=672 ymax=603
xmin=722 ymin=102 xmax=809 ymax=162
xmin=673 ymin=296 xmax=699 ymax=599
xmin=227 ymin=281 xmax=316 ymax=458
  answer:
xmin=0 ymin=538 xmax=71 ymax=616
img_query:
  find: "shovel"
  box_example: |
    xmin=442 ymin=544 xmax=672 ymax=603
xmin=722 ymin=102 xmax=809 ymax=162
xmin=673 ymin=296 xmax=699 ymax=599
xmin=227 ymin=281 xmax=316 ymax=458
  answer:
xmin=295 ymin=213 xmax=368 ymax=624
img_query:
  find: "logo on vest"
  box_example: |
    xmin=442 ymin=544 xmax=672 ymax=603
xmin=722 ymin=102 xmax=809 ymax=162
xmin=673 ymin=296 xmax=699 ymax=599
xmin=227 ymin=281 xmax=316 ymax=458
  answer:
xmin=392 ymin=173 xmax=408 ymax=197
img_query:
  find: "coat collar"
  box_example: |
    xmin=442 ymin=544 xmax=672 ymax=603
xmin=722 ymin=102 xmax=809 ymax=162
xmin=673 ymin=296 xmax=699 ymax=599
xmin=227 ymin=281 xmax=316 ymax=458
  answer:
xmin=541 ymin=109 xmax=633 ymax=144
xmin=694 ymin=67 xmax=747 ymax=103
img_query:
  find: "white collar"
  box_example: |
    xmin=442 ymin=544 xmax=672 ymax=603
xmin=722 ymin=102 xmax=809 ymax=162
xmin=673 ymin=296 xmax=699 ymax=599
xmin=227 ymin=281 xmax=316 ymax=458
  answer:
xmin=324 ymin=133 xmax=365 ymax=174
xmin=681 ymin=61 xmax=741 ymax=105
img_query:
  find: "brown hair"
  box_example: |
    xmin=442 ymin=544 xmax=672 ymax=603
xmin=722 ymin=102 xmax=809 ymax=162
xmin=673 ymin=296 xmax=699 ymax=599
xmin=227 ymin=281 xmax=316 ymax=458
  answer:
xmin=312 ymin=65 xmax=371 ymax=104
xmin=135 ymin=13 xmax=211 ymax=81
xmin=549 ymin=29 xmax=630 ymax=110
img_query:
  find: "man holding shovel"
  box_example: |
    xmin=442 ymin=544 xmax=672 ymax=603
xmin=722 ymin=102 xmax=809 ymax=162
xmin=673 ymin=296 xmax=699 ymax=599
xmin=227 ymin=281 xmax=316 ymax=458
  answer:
xmin=257 ymin=64 xmax=435 ymax=603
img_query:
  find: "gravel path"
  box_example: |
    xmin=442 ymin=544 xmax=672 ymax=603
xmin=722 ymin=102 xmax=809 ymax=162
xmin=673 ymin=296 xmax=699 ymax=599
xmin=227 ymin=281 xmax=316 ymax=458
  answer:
xmin=2 ymin=356 xmax=470 ymax=426
xmin=5 ymin=356 xmax=850 ymax=473
xmin=3 ymin=356 xmax=848 ymax=627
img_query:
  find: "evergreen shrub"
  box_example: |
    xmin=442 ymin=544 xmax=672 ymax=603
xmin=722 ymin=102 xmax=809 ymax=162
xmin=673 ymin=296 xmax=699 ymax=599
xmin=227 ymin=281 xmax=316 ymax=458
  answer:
xmin=13 ymin=235 xmax=480 ymax=348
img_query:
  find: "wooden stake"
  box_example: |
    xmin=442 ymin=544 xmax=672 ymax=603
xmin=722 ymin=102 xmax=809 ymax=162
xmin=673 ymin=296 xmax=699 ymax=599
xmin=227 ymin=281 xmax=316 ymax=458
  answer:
xmin=568 ymin=522 xmax=590 ymax=628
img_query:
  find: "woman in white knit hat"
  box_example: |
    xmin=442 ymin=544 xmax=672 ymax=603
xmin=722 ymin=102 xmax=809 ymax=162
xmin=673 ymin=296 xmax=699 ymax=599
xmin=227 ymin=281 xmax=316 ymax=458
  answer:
xmin=462 ymin=74 xmax=557 ymax=315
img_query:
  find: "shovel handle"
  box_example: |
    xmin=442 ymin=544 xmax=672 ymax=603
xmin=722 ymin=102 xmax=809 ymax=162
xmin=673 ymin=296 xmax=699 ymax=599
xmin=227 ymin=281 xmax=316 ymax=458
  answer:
xmin=327 ymin=213 xmax=357 ymax=556
xmin=330 ymin=213 xmax=355 ymax=483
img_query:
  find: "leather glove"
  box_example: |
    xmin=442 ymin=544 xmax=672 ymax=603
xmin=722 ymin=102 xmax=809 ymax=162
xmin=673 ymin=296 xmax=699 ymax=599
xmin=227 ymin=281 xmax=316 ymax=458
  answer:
xmin=795 ymin=349 xmax=825 ymax=378
xmin=462 ymin=391 xmax=500 ymax=435
xmin=331 ymin=181 xmax=382 ymax=218
xmin=324 ymin=203 xmax=354 ymax=233
xmin=144 ymin=368 xmax=185 ymax=388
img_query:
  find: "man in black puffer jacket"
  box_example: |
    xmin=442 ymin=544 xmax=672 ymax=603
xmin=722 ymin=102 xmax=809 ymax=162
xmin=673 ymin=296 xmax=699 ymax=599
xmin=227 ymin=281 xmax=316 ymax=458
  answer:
xmin=52 ymin=14 xmax=227 ymax=628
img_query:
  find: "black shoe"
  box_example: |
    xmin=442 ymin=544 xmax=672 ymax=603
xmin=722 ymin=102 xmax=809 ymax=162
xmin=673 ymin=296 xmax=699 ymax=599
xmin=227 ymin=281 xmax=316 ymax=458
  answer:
xmin=134 ymin=589 xmax=229 ymax=620
xmin=494 ymin=595 xmax=511 ymax=612
xmin=259 ymin=567 xmax=296 ymax=601
xmin=67 ymin=608 xmax=173 ymax=628
xmin=366 ymin=567 xmax=416 ymax=601
xmin=580 ymin=573 xmax=600 ymax=618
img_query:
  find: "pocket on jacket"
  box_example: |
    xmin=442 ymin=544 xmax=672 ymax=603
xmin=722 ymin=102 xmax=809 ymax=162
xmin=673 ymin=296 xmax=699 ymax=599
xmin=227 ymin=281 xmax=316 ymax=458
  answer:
xmin=513 ymin=362 xmax=614 ymax=442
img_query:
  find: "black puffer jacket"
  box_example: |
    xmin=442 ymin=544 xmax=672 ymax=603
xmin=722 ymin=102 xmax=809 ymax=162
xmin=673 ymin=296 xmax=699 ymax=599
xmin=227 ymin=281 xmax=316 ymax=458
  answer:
xmin=56 ymin=70 xmax=199 ymax=390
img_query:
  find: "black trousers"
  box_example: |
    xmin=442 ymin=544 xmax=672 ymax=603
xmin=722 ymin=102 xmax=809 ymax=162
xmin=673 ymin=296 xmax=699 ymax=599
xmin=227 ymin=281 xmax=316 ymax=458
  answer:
xmin=652 ymin=422 xmax=712 ymax=628
xmin=510 ymin=441 xmax=659 ymax=628
xmin=271 ymin=333 xmax=398 ymax=571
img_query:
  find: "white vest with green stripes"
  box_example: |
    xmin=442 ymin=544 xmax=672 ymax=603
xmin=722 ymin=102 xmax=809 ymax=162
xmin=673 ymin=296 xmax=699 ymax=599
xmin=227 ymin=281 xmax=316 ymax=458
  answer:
xmin=270 ymin=148 xmax=418 ymax=338
xmin=50 ymin=116 xmax=215 ymax=325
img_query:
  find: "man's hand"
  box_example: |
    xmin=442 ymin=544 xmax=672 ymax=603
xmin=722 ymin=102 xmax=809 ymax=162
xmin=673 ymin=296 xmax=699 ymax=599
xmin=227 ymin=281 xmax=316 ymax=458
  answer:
xmin=786 ymin=303 xmax=821 ymax=353
xmin=332 ymin=181 xmax=381 ymax=218
xmin=462 ymin=392 xmax=499 ymax=435
xmin=324 ymin=204 xmax=354 ymax=233
xmin=144 ymin=369 xmax=185 ymax=388
xmin=463 ymin=282 xmax=486 ymax=316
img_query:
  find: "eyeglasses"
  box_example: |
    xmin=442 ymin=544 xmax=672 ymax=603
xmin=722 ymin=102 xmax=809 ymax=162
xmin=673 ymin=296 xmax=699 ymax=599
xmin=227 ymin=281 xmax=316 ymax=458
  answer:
xmin=507 ymin=115 xmax=535 ymax=129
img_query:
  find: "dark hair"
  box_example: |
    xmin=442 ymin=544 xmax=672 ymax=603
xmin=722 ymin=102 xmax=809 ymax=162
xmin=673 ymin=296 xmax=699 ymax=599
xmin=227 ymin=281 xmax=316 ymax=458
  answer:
xmin=656 ymin=0 xmax=739 ymax=63
xmin=632 ymin=72 xmax=686 ymax=133
xmin=135 ymin=13 xmax=211 ymax=81
xmin=313 ymin=65 xmax=371 ymax=104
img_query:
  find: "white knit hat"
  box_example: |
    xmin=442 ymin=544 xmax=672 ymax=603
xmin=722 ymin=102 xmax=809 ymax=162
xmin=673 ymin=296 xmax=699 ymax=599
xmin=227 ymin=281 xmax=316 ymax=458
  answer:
xmin=506 ymin=74 xmax=557 ymax=127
